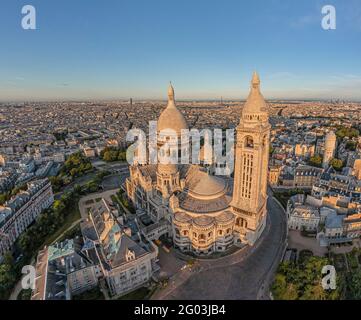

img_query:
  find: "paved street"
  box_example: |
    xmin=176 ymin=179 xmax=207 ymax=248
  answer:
xmin=157 ymin=247 xmax=187 ymax=280
xmin=288 ymin=230 xmax=327 ymax=257
xmin=102 ymin=173 xmax=128 ymax=190
xmin=152 ymin=192 xmax=287 ymax=300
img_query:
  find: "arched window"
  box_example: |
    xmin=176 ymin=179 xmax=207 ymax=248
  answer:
xmin=263 ymin=135 xmax=268 ymax=147
xmin=245 ymin=136 xmax=254 ymax=148
xmin=236 ymin=218 xmax=248 ymax=228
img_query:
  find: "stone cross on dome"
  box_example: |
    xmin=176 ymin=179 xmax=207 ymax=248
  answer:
xmin=252 ymin=71 xmax=260 ymax=88
xmin=168 ymin=82 xmax=175 ymax=103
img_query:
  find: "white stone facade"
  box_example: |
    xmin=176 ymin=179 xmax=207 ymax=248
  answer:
xmin=89 ymin=199 xmax=158 ymax=297
xmin=287 ymin=205 xmax=320 ymax=231
xmin=126 ymin=73 xmax=270 ymax=256
xmin=0 ymin=179 xmax=54 ymax=260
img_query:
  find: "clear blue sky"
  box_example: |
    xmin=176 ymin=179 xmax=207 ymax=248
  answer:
xmin=0 ymin=0 xmax=360 ymax=101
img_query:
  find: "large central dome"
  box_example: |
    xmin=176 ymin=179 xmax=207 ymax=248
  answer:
xmin=158 ymin=83 xmax=188 ymax=136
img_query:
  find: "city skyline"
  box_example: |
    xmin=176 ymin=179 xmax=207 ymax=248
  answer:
xmin=1 ymin=0 xmax=361 ymax=304
xmin=1 ymin=70 xmax=361 ymax=301
xmin=1 ymin=0 xmax=361 ymax=101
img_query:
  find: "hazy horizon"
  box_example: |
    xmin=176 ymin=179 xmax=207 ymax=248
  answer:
xmin=1 ymin=97 xmax=361 ymax=104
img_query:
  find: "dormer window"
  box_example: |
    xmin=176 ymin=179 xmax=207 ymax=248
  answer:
xmin=125 ymin=248 xmax=135 ymax=262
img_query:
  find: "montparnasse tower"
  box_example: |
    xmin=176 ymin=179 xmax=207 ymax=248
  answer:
xmin=231 ymin=72 xmax=271 ymax=245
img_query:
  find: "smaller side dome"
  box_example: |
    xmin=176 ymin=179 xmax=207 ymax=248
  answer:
xmin=242 ymin=72 xmax=268 ymax=115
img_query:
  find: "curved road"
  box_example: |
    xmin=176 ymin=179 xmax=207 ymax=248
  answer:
xmin=153 ymin=191 xmax=287 ymax=300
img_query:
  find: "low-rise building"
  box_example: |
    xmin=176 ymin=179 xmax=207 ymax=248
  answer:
xmin=83 ymin=147 xmax=96 ymax=158
xmin=32 ymin=238 xmax=100 ymax=300
xmin=89 ymin=198 xmax=158 ymax=298
xmin=344 ymin=213 xmax=361 ymax=239
xmin=295 ymin=144 xmax=315 ymax=158
xmin=287 ymin=194 xmax=320 ymax=231
xmin=269 ymin=165 xmax=282 ymax=186
xmin=0 ymin=179 xmax=54 ymax=261
xmin=294 ymin=165 xmax=323 ymax=188
xmin=0 ymin=169 xmax=17 ymax=193
xmin=324 ymin=212 xmax=345 ymax=240
xmin=280 ymin=172 xmax=294 ymax=187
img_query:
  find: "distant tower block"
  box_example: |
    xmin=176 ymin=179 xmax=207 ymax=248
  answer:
xmin=129 ymin=98 xmax=133 ymax=107
xmin=323 ymin=131 xmax=337 ymax=168
xmin=354 ymin=159 xmax=361 ymax=180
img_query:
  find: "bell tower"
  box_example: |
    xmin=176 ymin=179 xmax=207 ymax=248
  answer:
xmin=231 ymin=72 xmax=271 ymax=245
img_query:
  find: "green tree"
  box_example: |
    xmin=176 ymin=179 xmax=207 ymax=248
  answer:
xmin=73 ymin=184 xmax=82 ymax=195
xmin=271 ymin=256 xmax=341 ymax=300
xmin=301 ymin=284 xmax=327 ymax=300
xmin=70 ymin=167 xmax=78 ymax=177
xmin=0 ymin=193 xmax=10 ymax=205
xmin=102 ymin=151 xmax=112 ymax=162
xmin=118 ymin=151 xmax=127 ymax=161
xmin=336 ymin=127 xmax=359 ymax=139
xmin=283 ymin=283 xmax=299 ymax=300
xmin=49 ymin=176 xmax=64 ymax=192
xmin=272 ymin=274 xmax=288 ymax=299
xmin=0 ymin=253 xmax=17 ymax=299
xmin=329 ymin=158 xmax=343 ymax=171
xmin=101 ymin=146 xmax=126 ymax=162
xmin=60 ymin=152 xmax=92 ymax=177
xmin=53 ymin=199 xmax=65 ymax=212
xmin=348 ymin=270 xmax=361 ymax=300
xmin=345 ymin=141 xmax=357 ymax=151
xmin=309 ymin=154 xmax=323 ymax=168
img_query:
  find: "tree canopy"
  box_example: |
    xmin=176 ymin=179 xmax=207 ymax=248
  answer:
xmin=329 ymin=158 xmax=344 ymax=171
xmin=336 ymin=127 xmax=359 ymax=139
xmin=308 ymin=154 xmax=323 ymax=168
xmin=272 ymin=256 xmax=341 ymax=300
xmin=60 ymin=152 xmax=93 ymax=177
xmin=100 ymin=147 xmax=126 ymax=162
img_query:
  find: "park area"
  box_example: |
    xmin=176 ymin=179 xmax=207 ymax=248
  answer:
xmin=272 ymin=244 xmax=361 ymax=300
